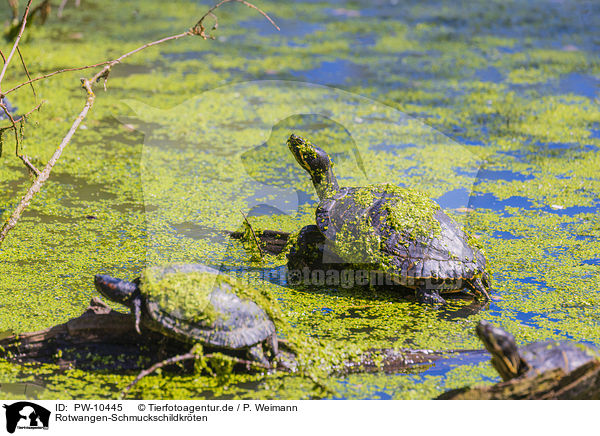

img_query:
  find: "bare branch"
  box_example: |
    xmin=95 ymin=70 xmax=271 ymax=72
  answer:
xmin=89 ymin=32 xmax=191 ymax=84
xmin=191 ymin=0 xmax=279 ymax=39
xmin=0 ymin=0 xmax=280 ymax=247
xmin=4 ymin=62 xmax=112 ymax=95
xmin=120 ymin=352 xmax=195 ymax=398
xmin=14 ymin=99 xmax=45 ymax=122
xmin=0 ymin=81 xmax=95 ymax=243
xmin=120 ymin=351 xmax=268 ymax=398
xmin=0 ymin=102 xmax=40 ymax=175
xmin=0 ymin=0 xmax=34 ymax=90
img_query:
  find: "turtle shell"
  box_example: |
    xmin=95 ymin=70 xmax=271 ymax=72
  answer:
xmin=138 ymin=264 xmax=276 ymax=349
xmin=314 ymin=184 xmax=488 ymax=288
xmin=520 ymin=341 xmax=598 ymax=378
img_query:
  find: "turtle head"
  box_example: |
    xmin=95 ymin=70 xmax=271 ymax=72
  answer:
xmin=287 ymin=134 xmax=339 ymax=200
xmin=476 ymin=321 xmax=528 ymax=381
xmin=94 ymin=274 xmax=139 ymax=308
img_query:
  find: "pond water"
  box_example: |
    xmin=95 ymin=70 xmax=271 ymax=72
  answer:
xmin=0 ymin=0 xmax=599 ymax=399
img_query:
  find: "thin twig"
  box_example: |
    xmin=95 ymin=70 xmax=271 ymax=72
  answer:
xmin=16 ymin=47 xmax=36 ymax=100
xmin=0 ymin=102 xmax=40 ymax=176
xmin=191 ymin=0 xmax=279 ymax=39
xmin=0 ymin=80 xmax=94 ymax=242
xmin=0 ymin=0 xmax=34 ymax=91
xmin=120 ymin=352 xmax=269 ymax=398
xmin=89 ymin=32 xmax=191 ymax=84
xmin=120 ymin=351 xmax=196 ymax=398
xmin=4 ymin=62 xmax=112 ymax=95
xmin=13 ymin=100 xmax=45 ymax=122
xmin=0 ymin=0 xmax=279 ymax=247
xmin=240 ymin=210 xmax=264 ymax=259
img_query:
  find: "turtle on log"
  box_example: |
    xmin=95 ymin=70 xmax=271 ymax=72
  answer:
xmin=438 ymin=321 xmax=600 ymax=400
xmin=94 ymin=263 xmax=279 ymax=367
xmin=476 ymin=320 xmax=598 ymax=382
xmin=286 ymin=133 xmax=492 ymax=305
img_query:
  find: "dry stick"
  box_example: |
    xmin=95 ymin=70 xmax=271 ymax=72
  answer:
xmin=120 ymin=351 xmax=196 ymax=398
xmin=0 ymin=103 xmax=40 ymax=176
xmin=4 ymin=0 xmax=281 ymax=95
xmin=88 ymin=31 xmax=191 ymax=84
xmin=16 ymin=46 xmax=36 ymax=100
xmin=0 ymin=81 xmax=94 ymax=243
xmin=5 ymin=61 xmax=113 ymax=95
xmin=0 ymin=0 xmax=33 ymax=90
xmin=0 ymin=1 xmax=279 ymax=247
xmin=191 ymin=0 xmax=279 ymax=39
xmin=120 ymin=352 xmax=268 ymax=398
xmin=11 ymin=100 xmax=44 ymax=122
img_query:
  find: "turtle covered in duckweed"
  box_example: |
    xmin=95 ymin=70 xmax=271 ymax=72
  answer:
xmin=286 ymin=134 xmax=492 ymax=305
xmin=94 ymin=263 xmax=279 ymax=367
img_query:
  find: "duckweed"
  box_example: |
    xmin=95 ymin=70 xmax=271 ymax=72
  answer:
xmin=0 ymin=0 xmax=599 ymax=399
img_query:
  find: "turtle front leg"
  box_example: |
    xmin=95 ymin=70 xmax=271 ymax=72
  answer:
xmin=247 ymin=344 xmax=272 ymax=368
xmin=416 ymin=288 xmax=446 ymax=305
xmin=468 ymin=277 xmax=492 ymax=301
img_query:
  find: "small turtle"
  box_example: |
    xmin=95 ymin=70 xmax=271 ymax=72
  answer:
xmin=286 ymin=133 xmax=492 ymax=304
xmin=476 ymin=320 xmax=599 ymax=381
xmin=94 ymin=263 xmax=278 ymax=366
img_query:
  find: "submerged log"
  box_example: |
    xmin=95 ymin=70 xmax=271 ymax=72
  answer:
xmin=230 ymin=229 xmax=290 ymax=255
xmin=438 ymin=359 xmax=600 ymax=400
xmin=0 ymin=298 xmax=186 ymax=371
xmin=0 ymin=298 xmax=442 ymax=376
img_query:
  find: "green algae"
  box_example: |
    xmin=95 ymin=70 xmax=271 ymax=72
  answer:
xmin=141 ymin=270 xmax=221 ymax=324
xmin=373 ymin=183 xmax=441 ymax=239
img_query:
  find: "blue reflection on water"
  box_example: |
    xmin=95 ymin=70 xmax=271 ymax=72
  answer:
xmin=582 ymin=258 xmax=600 ymax=266
xmin=292 ymin=59 xmax=367 ymax=85
xmin=492 ymin=230 xmax=521 ymax=239
xmin=559 ymin=72 xmax=599 ymax=99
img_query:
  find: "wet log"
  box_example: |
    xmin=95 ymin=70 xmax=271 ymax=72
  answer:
xmin=438 ymin=359 xmax=600 ymax=400
xmin=338 ymin=348 xmax=442 ymax=375
xmin=0 ymin=298 xmax=186 ymax=371
xmin=230 ymin=229 xmax=290 ymax=255
xmin=0 ymin=298 xmax=442 ymax=376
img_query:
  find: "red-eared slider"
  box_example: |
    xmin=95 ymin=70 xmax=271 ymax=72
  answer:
xmin=94 ymin=263 xmax=278 ymax=366
xmin=286 ymin=134 xmax=492 ymax=305
xmin=476 ymin=320 xmax=598 ymax=381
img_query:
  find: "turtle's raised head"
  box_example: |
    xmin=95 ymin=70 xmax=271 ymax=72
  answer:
xmin=287 ymin=134 xmax=339 ymax=200
xmin=476 ymin=321 xmax=527 ymax=381
xmin=94 ymin=275 xmax=138 ymax=307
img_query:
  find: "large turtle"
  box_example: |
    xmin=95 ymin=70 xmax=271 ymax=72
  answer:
xmin=476 ymin=320 xmax=598 ymax=381
xmin=94 ymin=263 xmax=278 ymax=366
xmin=286 ymin=133 xmax=492 ymax=304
